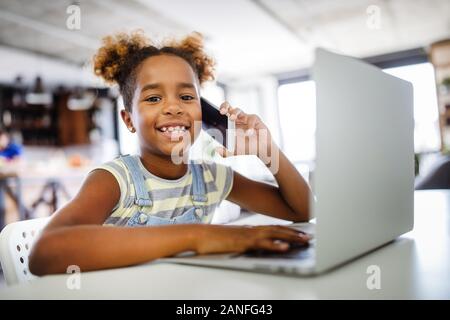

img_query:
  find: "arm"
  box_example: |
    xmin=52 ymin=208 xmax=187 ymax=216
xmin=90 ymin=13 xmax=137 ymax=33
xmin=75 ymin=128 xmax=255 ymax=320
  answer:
xmin=227 ymin=147 xmax=310 ymax=222
xmin=268 ymin=145 xmax=310 ymax=221
xmin=30 ymin=170 xmax=309 ymax=275
xmin=29 ymin=170 xmax=199 ymax=275
xmin=218 ymin=102 xmax=311 ymax=222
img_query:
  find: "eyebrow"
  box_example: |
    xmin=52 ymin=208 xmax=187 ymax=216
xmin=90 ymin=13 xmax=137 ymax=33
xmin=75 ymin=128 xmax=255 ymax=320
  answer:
xmin=141 ymin=82 xmax=196 ymax=93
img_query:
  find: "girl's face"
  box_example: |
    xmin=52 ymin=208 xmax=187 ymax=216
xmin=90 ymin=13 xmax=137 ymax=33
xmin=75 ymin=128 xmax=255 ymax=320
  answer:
xmin=122 ymin=54 xmax=202 ymax=157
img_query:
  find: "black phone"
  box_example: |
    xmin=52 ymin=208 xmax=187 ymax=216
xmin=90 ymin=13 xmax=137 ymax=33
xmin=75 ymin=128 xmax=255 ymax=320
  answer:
xmin=200 ymin=97 xmax=235 ymax=151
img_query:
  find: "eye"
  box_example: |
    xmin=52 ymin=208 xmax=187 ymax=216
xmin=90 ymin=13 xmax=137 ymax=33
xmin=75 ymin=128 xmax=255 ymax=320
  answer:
xmin=181 ymin=95 xmax=194 ymax=101
xmin=145 ymin=96 xmax=161 ymax=103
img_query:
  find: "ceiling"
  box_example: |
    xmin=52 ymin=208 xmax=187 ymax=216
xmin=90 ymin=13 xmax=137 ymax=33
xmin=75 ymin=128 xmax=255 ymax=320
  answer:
xmin=0 ymin=0 xmax=449 ymax=82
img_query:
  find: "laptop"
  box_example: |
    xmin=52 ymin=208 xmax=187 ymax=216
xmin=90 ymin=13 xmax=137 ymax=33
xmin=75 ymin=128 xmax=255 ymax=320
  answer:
xmin=160 ymin=48 xmax=415 ymax=276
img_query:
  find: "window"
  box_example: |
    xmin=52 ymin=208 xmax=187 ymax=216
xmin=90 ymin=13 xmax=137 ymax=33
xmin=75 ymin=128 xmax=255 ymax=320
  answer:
xmin=383 ymin=63 xmax=440 ymax=152
xmin=277 ymin=80 xmax=316 ymax=163
xmin=277 ymin=62 xmax=441 ymax=164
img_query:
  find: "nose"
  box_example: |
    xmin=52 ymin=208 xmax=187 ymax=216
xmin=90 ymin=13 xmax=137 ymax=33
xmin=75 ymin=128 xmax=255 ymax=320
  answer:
xmin=162 ymin=99 xmax=184 ymax=116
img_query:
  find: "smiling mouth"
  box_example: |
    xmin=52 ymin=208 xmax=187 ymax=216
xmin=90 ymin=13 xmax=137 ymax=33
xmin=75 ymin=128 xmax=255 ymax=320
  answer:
xmin=156 ymin=125 xmax=189 ymax=133
xmin=156 ymin=125 xmax=191 ymax=141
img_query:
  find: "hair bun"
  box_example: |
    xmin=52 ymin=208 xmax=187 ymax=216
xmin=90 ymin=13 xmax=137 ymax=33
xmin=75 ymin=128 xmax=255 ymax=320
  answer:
xmin=168 ymin=32 xmax=215 ymax=84
xmin=93 ymin=30 xmax=151 ymax=84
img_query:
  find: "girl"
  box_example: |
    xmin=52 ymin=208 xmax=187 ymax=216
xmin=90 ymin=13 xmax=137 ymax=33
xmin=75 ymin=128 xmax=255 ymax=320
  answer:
xmin=29 ymin=31 xmax=311 ymax=275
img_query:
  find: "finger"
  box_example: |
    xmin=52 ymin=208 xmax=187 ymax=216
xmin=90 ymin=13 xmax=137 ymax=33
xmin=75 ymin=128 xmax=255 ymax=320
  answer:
xmin=219 ymin=101 xmax=230 ymax=115
xmin=215 ymin=146 xmax=234 ymax=158
xmin=223 ymin=105 xmax=237 ymax=118
xmin=229 ymin=108 xmax=243 ymax=121
xmin=272 ymin=225 xmax=307 ymax=236
xmin=258 ymin=225 xmax=303 ymax=236
xmin=274 ymin=230 xmax=310 ymax=243
xmin=235 ymin=111 xmax=248 ymax=125
xmin=254 ymin=239 xmax=290 ymax=252
xmin=235 ymin=109 xmax=244 ymax=119
xmin=276 ymin=226 xmax=312 ymax=239
xmin=256 ymin=226 xmax=308 ymax=243
xmin=266 ymin=229 xmax=310 ymax=243
xmin=245 ymin=115 xmax=260 ymax=136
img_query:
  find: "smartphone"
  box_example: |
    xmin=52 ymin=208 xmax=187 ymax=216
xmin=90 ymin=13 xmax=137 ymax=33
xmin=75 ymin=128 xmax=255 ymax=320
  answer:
xmin=200 ymin=97 xmax=235 ymax=152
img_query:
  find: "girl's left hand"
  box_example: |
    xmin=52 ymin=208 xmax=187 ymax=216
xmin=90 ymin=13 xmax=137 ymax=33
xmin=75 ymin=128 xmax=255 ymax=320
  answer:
xmin=217 ymin=101 xmax=274 ymax=159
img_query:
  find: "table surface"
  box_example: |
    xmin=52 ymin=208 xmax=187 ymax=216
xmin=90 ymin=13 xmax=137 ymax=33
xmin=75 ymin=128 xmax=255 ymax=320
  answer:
xmin=1 ymin=160 xmax=92 ymax=181
xmin=0 ymin=190 xmax=449 ymax=299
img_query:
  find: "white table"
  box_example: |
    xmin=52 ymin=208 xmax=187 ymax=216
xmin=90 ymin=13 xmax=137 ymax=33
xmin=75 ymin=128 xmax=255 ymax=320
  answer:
xmin=0 ymin=190 xmax=449 ymax=299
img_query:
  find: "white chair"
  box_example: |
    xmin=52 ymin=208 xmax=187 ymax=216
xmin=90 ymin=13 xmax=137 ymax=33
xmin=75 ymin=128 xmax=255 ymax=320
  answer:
xmin=0 ymin=217 xmax=50 ymax=286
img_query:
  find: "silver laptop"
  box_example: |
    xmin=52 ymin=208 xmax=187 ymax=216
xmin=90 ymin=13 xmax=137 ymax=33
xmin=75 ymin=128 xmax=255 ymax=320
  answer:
xmin=160 ymin=48 xmax=415 ymax=276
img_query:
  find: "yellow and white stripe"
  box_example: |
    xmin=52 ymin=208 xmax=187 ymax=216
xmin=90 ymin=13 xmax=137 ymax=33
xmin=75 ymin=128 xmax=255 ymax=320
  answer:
xmin=91 ymin=155 xmax=233 ymax=226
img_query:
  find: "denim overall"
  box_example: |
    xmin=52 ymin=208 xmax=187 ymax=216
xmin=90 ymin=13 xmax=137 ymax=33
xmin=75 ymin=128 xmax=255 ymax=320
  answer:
xmin=120 ymin=155 xmax=208 ymax=226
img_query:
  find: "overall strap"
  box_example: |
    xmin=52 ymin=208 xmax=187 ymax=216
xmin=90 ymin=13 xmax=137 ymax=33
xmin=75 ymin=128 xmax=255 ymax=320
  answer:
xmin=190 ymin=162 xmax=208 ymax=206
xmin=120 ymin=155 xmax=153 ymax=207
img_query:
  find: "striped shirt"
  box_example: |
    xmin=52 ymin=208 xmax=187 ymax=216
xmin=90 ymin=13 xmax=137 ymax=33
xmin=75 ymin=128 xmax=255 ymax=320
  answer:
xmin=92 ymin=155 xmax=234 ymax=226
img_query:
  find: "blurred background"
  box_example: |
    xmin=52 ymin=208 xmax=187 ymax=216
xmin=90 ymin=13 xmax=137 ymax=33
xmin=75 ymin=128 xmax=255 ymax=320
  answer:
xmin=0 ymin=0 xmax=449 ymax=228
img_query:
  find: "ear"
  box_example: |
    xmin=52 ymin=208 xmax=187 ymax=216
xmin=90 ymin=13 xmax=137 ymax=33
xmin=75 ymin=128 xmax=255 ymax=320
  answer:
xmin=120 ymin=109 xmax=136 ymax=133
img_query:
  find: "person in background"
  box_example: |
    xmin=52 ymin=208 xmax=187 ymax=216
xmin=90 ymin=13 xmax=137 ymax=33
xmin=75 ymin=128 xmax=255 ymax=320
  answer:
xmin=0 ymin=129 xmax=22 ymax=161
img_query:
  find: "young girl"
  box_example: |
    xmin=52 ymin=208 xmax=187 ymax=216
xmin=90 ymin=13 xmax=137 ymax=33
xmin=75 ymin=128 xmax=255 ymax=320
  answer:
xmin=29 ymin=31 xmax=311 ymax=275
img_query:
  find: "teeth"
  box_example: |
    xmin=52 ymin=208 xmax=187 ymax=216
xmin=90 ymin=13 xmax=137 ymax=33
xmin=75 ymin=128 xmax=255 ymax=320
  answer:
xmin=159 ymin=125 xmax=188 ymax=133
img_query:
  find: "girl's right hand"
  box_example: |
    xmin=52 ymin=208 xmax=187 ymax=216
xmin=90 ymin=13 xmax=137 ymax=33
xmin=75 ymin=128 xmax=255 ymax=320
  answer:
xmin=194 ymin=224 xmax=310 ymax=255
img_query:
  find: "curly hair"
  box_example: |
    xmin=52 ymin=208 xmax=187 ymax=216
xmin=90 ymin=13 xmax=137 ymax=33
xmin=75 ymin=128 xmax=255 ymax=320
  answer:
xmin=93 ymin=30 xmax=216 ymax=111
